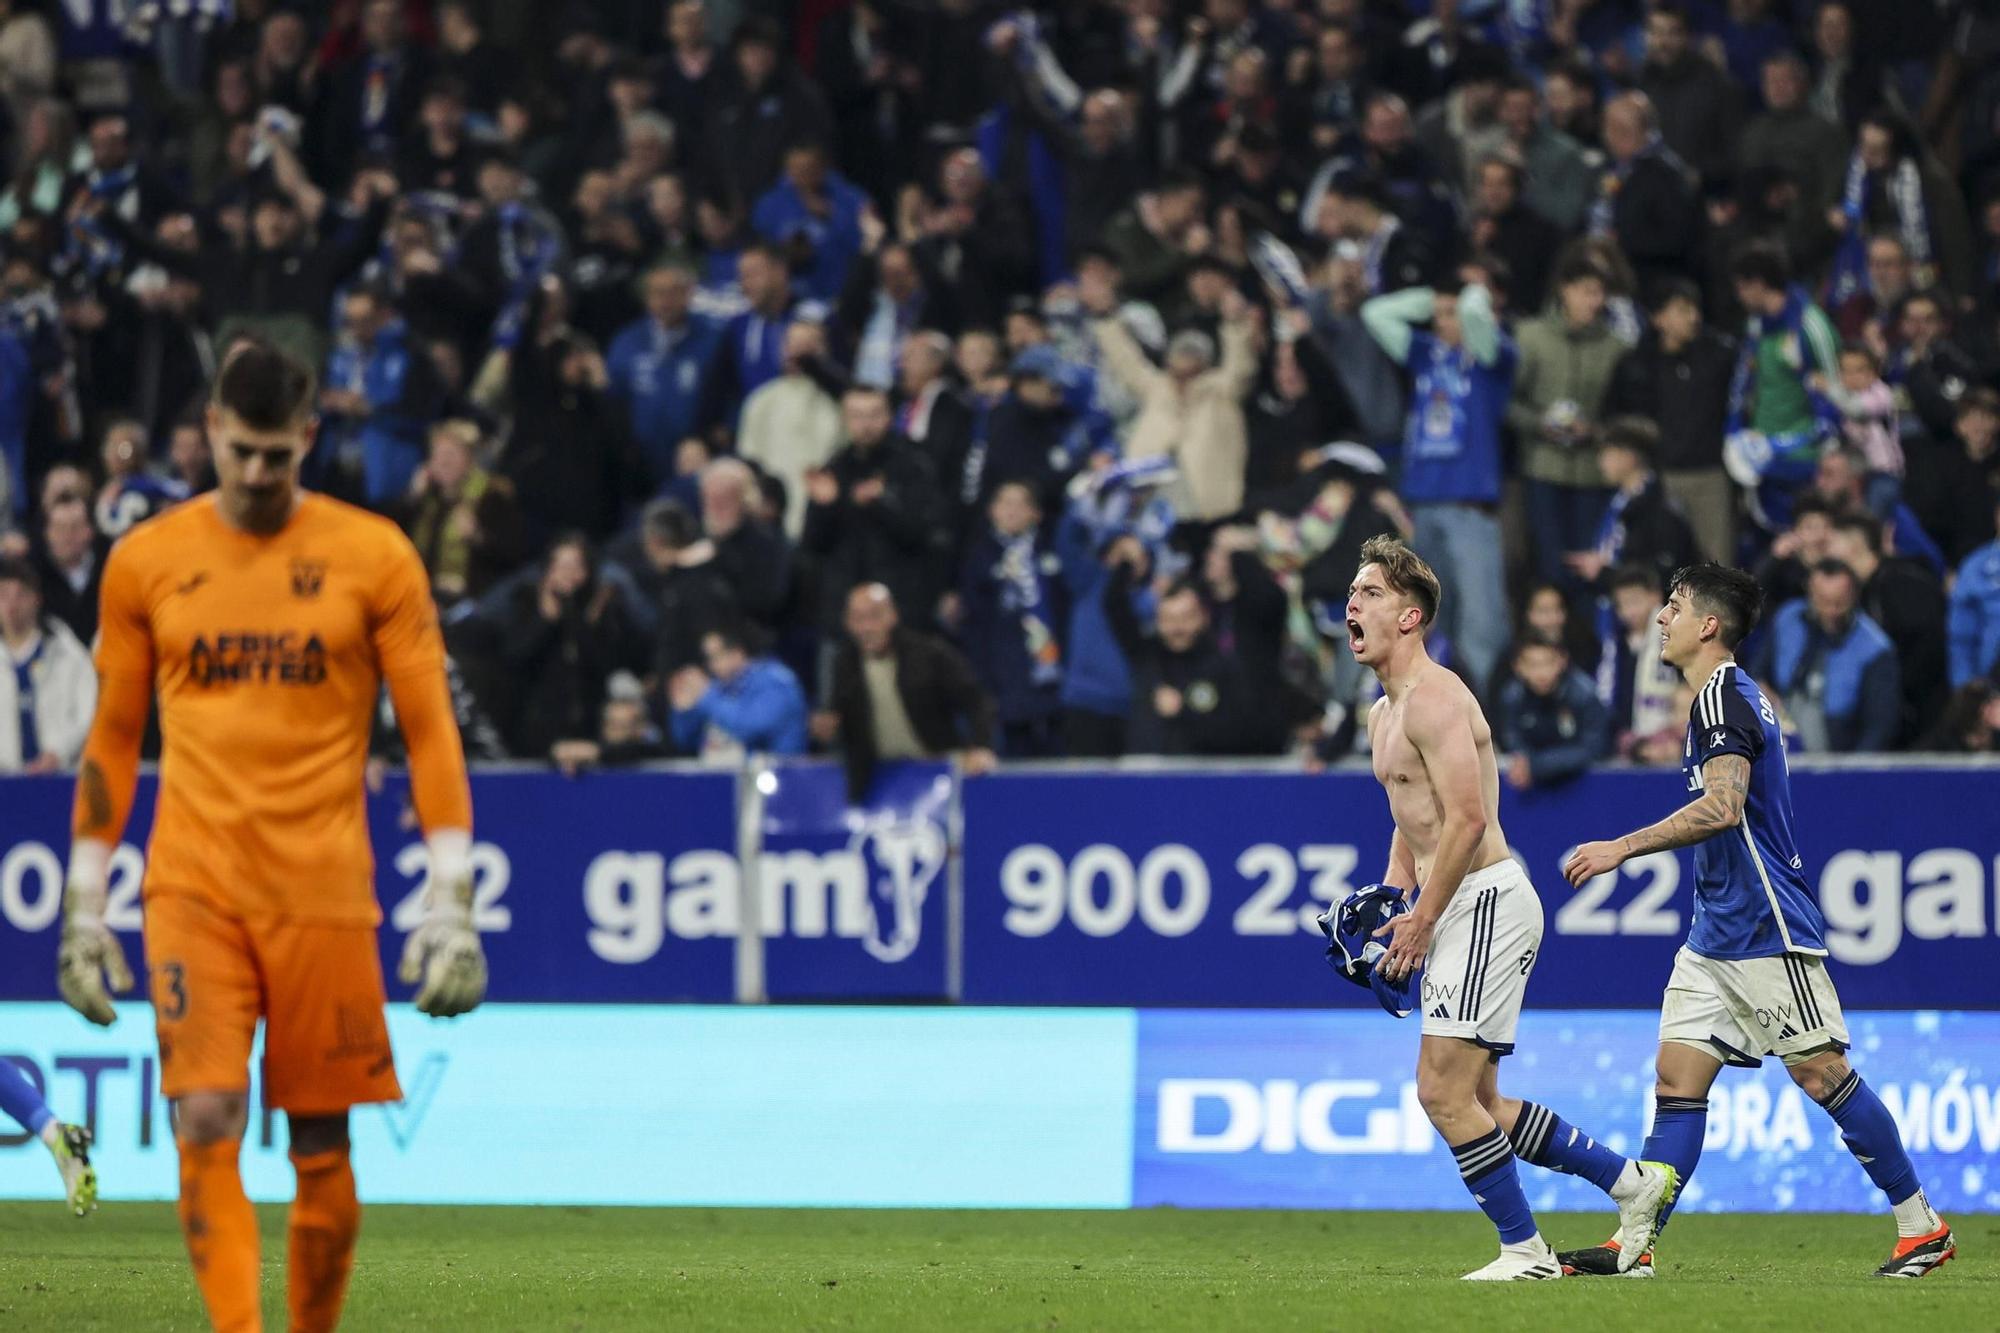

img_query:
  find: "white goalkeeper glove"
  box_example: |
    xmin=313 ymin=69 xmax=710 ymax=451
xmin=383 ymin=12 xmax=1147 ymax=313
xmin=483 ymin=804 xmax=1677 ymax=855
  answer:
xmin=397 ymin=831 xmax=488 ymax=1018
xmin=57 ymin=840 xmax=133 ymax=1027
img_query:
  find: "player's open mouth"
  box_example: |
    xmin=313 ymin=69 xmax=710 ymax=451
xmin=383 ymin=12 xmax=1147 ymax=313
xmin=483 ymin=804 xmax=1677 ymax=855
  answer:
xmin=1347 ymin=618 xmax=1365 ymax=651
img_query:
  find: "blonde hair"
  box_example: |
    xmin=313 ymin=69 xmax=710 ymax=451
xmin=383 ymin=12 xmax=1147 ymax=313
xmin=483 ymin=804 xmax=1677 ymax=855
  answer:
xmin=1358 ymin=535 xmax=1441 ymax=629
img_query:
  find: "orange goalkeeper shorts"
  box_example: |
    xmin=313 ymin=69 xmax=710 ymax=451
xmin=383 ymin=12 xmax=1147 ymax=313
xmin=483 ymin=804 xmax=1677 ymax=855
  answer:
xmin=142 ymin=891 xmax=403 ymax=1115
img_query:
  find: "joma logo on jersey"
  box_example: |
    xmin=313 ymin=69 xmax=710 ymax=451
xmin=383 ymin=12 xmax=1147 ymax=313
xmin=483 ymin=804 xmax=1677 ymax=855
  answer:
xmin=188 ymin=632 xmax=329 ymax=686
xmin=290 ymin=559 xmax=327 ymax=599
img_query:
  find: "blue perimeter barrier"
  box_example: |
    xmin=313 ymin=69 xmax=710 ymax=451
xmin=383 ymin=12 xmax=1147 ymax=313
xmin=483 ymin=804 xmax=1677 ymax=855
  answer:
xmin=3 ymin=760 xmax=1997 ymax=1008
xmin=0 ymin=1003 xmax=1993 ymax=1213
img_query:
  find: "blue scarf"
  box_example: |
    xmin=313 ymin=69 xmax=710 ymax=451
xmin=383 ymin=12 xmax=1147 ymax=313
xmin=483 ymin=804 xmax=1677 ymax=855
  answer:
xmin=9 ymin=632 xmax=43 ymax=763
xmin=1827 ymin=151 xmax=1931 ymax=308
xmin=486 ymin=202 xmax=560 ymax=350
xmin=997 ymin=531 xmax=1062 ymax=688
xmin=1360 ymin=217 xmax=1400 ymax=296
xmin=63 ymin=166 xmax=139 ymax=279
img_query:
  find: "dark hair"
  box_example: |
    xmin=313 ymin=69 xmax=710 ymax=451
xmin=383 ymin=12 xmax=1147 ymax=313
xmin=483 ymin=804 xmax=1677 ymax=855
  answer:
xmin=211 ymin=339 xmax=315 ymax=428
xmin=0 ymin=556 xmax=40 ymax=597
xmin=640 ymin=497 xmax=698 ymax=549
xmin=1898 ymin=287 xmax=1949 ymax=325
xmin=1790 ymin=493 xmax=1838 ymax=525
xmin=1512 ymin=631 xmax=1567 ymax=664
xmin=1649 ymin=1 xmax=1692 ymax=29
xmin=1608 ymin=563 xmax=1661 ymax=596
xmin=1160 ymin=576 xmax=1206 ymax=606
xmin=1600 ymin=415 xmax=1659 ymax=463
xmin=703 ymin=619 xmax=761 ymax=656
xmin=731 ymin=15 xmax=784 ymax=52
xmin=1667 ymin=562 xmax=1763 ymax=649
xmin=1650 ymin=276 xmax=1702 ymax=313
xmin=1838 ymin=340 xmax=1879 ymax=372
xmin=1557 ymin=256 xmax=1608 ymax=289
xmin=1728 ymin=243 xmax=1789 ymax=290
xmin=1156 ymin=167 xmax=1206 ymax=199
xmin=423 ymin=74 xmax=469 ymax=105
xmin=1357 ymin=534 xmax=1440 ymax=629
xmin=1829 ymin=510 xmax=1884 ymax=555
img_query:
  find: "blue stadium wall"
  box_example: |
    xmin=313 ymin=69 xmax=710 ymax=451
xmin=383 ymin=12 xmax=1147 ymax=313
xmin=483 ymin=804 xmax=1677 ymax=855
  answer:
xmin=3 ymin=761 xmax=1997 ymax=1210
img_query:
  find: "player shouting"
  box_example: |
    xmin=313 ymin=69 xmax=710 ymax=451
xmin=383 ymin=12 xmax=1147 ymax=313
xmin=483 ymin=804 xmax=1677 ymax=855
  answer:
xmin=1353 ymin=536 xmax=1677 ymax=1280
xmin=1561 ymin=563 xmax=1954 ymax=1279
xmin=56 ymin=340 xmax=489 ymax=1331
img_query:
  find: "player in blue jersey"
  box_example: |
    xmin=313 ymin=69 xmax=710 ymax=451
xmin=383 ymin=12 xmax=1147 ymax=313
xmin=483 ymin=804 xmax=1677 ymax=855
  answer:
xmin=1559 ymin=563 xmax=1955 ymax=1279
xmin=1352 ymin=536 xmax=1677 ymax=1281
xmin=0 ymin=1054 xmax=96 ymax=1215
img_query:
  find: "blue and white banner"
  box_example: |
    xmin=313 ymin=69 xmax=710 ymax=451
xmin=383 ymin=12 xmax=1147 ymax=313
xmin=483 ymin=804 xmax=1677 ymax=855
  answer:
xmin=959 ymin=767 xmax=2000 ymax=1008
xmin=0 ymin=769 xmax=742 ymax=1004
xmin=755 ymin=761 xmax=956 ymax=999
xmin=4 ymin=763 xmax=1998 ymax=1007
xmin=1132 ymin=1008 xmax=2000 ymax=1215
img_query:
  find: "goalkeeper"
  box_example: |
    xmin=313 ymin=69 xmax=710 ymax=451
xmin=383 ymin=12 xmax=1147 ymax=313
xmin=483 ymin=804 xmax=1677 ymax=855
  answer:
xmin=59 ymin=340 xmax=486 ymax=1333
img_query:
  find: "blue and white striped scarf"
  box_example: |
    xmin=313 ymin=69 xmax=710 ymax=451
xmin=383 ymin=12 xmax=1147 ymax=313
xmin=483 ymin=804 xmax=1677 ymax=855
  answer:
xmin=1827 ymin=152 xmax=1930 ymax=308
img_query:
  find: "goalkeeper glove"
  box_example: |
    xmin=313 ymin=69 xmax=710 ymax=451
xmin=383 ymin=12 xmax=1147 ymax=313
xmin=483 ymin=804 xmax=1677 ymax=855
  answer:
xmin=397 ymin=831 xmax=488 ymax=1018
xmin=57 ymin=840 xmax=133 ymax=1027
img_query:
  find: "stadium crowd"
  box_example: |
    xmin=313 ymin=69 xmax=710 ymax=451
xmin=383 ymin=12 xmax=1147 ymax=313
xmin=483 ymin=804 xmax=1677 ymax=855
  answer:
xmin=3 ymin=0 xmax=2000 ymax=786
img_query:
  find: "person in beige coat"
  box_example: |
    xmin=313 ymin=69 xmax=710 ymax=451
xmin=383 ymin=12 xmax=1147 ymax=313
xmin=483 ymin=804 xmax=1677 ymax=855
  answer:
xmin=1080 ymin=266 xmax=1258 ymax=524
xmin=1507 ymin=260 xmax=1626 ymax=589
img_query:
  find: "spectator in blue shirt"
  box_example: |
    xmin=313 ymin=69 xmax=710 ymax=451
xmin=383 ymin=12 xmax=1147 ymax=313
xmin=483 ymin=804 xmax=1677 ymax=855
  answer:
xmin=1754 ymin=558 xmax=1902 ymax=752
xmin=1360 ymin=279 xmax=1514 ymax=696
xmin=703 ymin=242 xmax=795 ymax=434
xmin=1948 ymin=495 xmax=2000 ymax=690
xmin=1496 ymin=633 xmax=1610 ymax=789
xmin=606 ymin=263 xmax=718 ymax=484
xmin=321 ymin=284 xmax=444 ymax=504
xmin=668 ymin=623 xmax=810 ymax=758
xmin=752 ymin=141 xmax=869 ymax=306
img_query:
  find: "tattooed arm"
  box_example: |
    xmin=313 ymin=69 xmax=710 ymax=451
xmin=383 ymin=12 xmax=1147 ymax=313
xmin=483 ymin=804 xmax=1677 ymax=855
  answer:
xmin=1563 ymin=754 xmax=1750 ymax=886
xmin=69 ymin=671 xmax=150 ymax=854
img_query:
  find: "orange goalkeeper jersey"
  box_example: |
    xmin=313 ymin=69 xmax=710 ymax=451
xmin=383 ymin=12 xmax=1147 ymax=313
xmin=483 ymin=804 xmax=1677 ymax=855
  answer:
xmin=95 ymin=493 xmax=448 ymax=924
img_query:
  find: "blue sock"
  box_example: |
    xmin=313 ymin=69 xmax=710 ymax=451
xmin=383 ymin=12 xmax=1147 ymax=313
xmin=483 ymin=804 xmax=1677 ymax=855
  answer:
xmin=1507 ymin=1100 xmax=1627 ymax=1193
xmin=1642 ymin=1096 xmax=1707 ymax=1228
xmin=0 ymin=1056 xmax=53 ymax=1138
xmin=1452 ymin=1126 xmax=1538 ymax=1244
xmin=1822 ymin=1070 xmax=1920 ymax=1205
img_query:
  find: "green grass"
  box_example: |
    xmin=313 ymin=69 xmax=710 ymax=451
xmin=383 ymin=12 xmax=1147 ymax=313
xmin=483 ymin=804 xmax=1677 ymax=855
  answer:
xmin=0 ymin=1204 xmax=1993 ymax=1331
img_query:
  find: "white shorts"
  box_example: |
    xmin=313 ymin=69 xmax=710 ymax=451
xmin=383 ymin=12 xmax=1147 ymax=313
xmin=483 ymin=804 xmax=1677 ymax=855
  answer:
xmin=1659 ymin=946 xmax=1851 ymax=1068
xmin=1419 ymin=858 xmax=1544 ymax=1055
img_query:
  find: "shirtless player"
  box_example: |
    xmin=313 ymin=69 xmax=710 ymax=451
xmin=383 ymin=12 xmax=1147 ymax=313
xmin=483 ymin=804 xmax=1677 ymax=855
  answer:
xmin=1350 ymin=535 xmax=1676 ymax=1279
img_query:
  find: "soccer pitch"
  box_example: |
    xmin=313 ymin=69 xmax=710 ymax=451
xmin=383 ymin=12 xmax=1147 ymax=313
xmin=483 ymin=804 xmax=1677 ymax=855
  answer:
xmin=0 ymin=1205 xmax=1991 ymax=1331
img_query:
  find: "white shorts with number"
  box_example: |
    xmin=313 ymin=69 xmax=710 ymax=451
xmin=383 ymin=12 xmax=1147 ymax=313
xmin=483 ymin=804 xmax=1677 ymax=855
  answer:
xmin=1659 ymin=946 xmax=1851 ymax=1068
xmin=1419 ymin=858 xmax=1544 ymax=1055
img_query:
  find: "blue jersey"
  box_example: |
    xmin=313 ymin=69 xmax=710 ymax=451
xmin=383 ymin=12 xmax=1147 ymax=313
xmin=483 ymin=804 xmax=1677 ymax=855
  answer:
xmin=1681 ymin=661 xmax=1827 ymax=959
xmin=1399 ymin=330 xmax=1515 ymax=506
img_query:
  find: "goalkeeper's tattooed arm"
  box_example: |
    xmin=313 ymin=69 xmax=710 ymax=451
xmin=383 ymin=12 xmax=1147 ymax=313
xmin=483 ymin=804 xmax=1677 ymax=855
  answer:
xmin=1564 ymin=754 xmax=1750 ymax=885
xmin=61 ymin=674 xmax=149 ymax=1025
